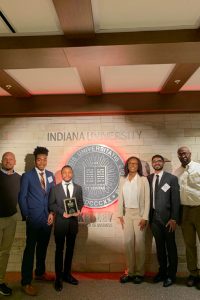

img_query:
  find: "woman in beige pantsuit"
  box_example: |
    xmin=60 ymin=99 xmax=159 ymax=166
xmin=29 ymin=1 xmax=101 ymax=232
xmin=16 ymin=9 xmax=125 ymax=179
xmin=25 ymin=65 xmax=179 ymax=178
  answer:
xmin=118 ymin=156 xmax=150 ymax=284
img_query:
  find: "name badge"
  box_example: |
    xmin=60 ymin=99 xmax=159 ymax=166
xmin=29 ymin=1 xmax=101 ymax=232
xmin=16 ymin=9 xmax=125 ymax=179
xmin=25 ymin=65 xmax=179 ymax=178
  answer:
xmin=161 ymin=183 xmax=170 ymax=192
xmin=47 ymin=176 xmax=53 ymax=183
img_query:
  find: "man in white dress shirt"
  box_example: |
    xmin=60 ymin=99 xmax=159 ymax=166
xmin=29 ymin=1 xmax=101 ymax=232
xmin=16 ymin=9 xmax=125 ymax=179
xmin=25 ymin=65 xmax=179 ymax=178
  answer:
xmin=174 ymin=146 xmax=200 ymax=290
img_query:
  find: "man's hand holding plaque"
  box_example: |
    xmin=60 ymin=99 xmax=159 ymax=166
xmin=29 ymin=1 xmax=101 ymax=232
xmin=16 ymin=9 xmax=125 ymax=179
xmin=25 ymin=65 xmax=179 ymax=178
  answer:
xmin=63 ymin=197 xmax=80 ymax=218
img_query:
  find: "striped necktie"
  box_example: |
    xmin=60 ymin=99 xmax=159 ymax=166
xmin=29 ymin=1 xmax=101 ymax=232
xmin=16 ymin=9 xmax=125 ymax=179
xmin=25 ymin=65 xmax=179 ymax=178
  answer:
xmin=40 ymin=172 xmax=46 ymax=190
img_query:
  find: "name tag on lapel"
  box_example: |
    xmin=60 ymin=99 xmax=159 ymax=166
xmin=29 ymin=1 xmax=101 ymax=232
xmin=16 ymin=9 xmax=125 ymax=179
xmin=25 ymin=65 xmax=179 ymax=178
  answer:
xmin=161 ymin=183 xmax=170 ymax=192
xmin=47 ymin=176 xmax=53 ymax=183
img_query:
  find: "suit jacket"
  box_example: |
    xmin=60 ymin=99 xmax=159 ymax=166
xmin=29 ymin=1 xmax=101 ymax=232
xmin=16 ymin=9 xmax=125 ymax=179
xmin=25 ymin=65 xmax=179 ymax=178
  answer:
xmin=117 ymin=175 xmax=150 ymax=220
xmin=18 ymin=168 xmax=55 ymax=226
xmin=147 ymin=172 xmax=180 ymax=225
xmin=48 ymin=182 xmax=84 ymax=218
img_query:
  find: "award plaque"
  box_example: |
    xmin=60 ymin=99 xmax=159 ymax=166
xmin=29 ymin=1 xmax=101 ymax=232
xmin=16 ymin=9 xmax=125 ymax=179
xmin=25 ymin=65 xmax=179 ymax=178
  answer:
xmin=63 ymin=197 xmax=78 ymax=215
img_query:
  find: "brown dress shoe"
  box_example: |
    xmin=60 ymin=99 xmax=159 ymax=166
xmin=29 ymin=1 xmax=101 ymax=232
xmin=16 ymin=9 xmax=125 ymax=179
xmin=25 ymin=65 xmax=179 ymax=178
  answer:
xmin=22 ymin=284 xmax=38 ymax=296
xmin=35 ymin=272 xmax=55 ymax=281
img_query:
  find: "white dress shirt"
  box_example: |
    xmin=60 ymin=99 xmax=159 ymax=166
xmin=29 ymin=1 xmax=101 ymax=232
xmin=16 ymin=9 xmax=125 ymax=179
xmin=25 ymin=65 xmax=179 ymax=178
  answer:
xmin=62 ymin=180 xmax=74 ymax=198
xmin=35 ymin=167 xmax=46 ymax=187
xmin=174 ymin=161 xmax=200 ymax=206
xmin=152 ymin=170 xmax=163 ymax=208
xmin=122 ymin=174 xmax=139 ymax=208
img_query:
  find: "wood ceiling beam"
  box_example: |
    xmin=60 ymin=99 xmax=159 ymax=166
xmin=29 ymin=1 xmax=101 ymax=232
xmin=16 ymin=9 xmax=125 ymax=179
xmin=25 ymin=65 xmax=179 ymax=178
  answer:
xmin=1 ymin=42 xmax=200 ymax=69
xmin=0 ymin=92 xmax=200 ymax=116
xmin=52 ymin=0 xmax=94 ymax=36
xmin=160 ymin=64 xmax=200 ymax=93
xmin=0 ymin=70 xmax=31 ymax=98
xmin=65 ymin=48 xmax=102 ymax=95
xmin=0 ymin=29 xmax=200 ymax=49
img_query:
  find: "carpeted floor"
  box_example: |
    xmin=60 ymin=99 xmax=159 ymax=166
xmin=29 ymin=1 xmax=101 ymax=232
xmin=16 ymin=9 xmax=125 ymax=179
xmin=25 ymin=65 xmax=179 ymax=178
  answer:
xmin=2 ymin=273 xmax=199 ymax=300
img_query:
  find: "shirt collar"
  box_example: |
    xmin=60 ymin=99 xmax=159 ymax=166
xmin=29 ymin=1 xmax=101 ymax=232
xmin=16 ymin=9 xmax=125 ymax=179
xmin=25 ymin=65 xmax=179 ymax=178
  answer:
xmin=1 ymin=168 xmax=15 ymax=175
xmin=62 ymin=180 xmax=73 ymax=185
xmin=35 ymin=167 xmax=46 ymax=175
xmin=154 ymin=170 xmax=163 ymax=178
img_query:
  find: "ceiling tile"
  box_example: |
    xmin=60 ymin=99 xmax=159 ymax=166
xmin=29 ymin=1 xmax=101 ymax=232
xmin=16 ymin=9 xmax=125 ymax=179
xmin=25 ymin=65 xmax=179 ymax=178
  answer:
xmin=0 ymin=87 xmax=10 ymax=96
xmin=92 ymin=0 xmax=200 ymax=32
xmin=101 ymin=64 xmax=175 ymax=93
xmin=181 ymin=67 xmax=200 ymax=91
xmin=5 ymin=68 xmax=85 ymax=94
xmin=0 ymin=0 xmax=62 ymax=36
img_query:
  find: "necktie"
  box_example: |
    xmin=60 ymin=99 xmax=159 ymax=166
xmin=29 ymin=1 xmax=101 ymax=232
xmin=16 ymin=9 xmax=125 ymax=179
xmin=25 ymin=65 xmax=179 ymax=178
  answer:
xmin=66 ymin=183 xmax=70 ymax=198
xmin=154 ymin=175 xmax=159 ymax=206
xmin=155 ymin=175 xmax=159 ymax=193
xmin=40 ymin=172 xmax=45 ymax=190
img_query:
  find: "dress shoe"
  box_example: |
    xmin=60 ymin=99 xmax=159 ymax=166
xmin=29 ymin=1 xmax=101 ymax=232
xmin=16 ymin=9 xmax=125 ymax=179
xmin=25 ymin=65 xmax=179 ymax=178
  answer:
xmin=35 ymin=272 xmax=55 ymax=281
xmin=63 ymin=274 xmax=79 ymax=285
xmin=163 ymin=277 xmax=174 ymax=287
xmin=0 ymin=283 xmax=12 ymax=296
xmin=153 ymin=273 xmax=165 ymax=283
xmin=133 ymin=276 xmax=144 ymax=284
xmin=22 ymin=284 xmax=38 ymax=296
xmin=54 ymin=279 xmax=63 ymax=292
xmin=196 ymin=278 xmax=200 ymax=290
xmin=186 ymin=275 xmax=199 ymax=287
xmin=120 ymin=274 xmax=134 ymax=283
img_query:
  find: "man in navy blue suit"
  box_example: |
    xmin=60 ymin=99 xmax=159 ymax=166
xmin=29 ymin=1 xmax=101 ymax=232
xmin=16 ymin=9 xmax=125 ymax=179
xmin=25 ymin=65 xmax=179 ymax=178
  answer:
xmin=19 ymin=146 xmax=55 ymax=296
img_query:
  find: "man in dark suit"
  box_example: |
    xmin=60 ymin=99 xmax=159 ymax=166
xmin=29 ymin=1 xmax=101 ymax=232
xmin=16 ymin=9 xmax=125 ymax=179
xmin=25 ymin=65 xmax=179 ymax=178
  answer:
xmin=49 ymin=165 xmax=84 ymax=292
xmin=148 ymin=154 xmax=180 ymax=287
xmin=18 ymin=146 xmax=55 ymax=296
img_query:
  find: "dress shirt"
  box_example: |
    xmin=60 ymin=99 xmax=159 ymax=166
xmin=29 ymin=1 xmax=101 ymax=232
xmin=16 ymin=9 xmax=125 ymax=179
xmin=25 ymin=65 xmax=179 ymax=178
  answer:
xmin=152 ymin=171 xmax=163 ymax=209
xmin=122 ymin=174 xmax=138 ymax=208
xmin=1 ymin=168 xmax=15 ymax=175
xmin=35 ymin=167 xmax=46 ymax=187
xmin=62 ymin=180 xmax=74 ymax=198
xmin=174 ymin=161 xmax=200 ymax=206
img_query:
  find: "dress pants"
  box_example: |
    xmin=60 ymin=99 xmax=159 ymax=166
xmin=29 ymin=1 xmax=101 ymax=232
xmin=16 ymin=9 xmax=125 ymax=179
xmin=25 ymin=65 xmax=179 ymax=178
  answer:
xmin=181 ymin=205 xmax=200 ymax=277
xmin=0 ymin=214 xmax=17 ymax=284
xmin=54 ymin=216 xmax=78 ymax=280
xmin=151 ymin=213 xmax=177 ymax=279
xmin=124 ymin=208 xmax=146 ymax=277
xmin=21 ymin=221 xmax=52 ymax=286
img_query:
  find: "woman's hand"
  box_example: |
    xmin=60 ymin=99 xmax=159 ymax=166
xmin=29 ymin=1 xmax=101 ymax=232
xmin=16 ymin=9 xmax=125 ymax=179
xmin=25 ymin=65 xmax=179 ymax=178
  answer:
xmin=118 ymin=216 xmax=125 ymax=229
xmin=138 ymin=219 xmax=147 ymax=231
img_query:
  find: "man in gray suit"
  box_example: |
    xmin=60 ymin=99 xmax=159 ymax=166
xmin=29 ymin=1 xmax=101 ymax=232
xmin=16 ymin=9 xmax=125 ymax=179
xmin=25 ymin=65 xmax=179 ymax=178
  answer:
xmin=148 ymin=155 xmax=180 ymax=287
xmin=49 ymin=165 xmax=84 ymax=292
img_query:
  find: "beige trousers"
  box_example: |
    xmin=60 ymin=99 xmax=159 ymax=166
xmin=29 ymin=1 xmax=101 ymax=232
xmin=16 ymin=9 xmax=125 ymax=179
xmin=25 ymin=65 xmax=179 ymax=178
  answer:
xmin=0 ymin=214 xmax=17 ymax=283
xmin=124 ymin=208 xmax=146 ymax=276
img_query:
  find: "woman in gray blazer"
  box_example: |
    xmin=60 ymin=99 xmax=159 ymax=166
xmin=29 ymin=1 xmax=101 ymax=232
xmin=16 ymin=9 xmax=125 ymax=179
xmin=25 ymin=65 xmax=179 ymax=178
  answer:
xmin=118 ymin=156 xmax=150 ymax=284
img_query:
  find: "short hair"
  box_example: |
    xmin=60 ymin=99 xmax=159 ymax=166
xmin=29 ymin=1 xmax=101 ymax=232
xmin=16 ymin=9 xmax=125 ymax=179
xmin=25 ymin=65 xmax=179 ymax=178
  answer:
xmin=33 ymin=146 xmax=49 ymax=159
xmin=61 ymin=165 xmax=73 ymax=173
xmin=151 ymin=154 xmax=164 ymax=162
xmin=124 ymin=156 xmax=143 ymax=177
xmin=177 ymin=146 xmax=191 ymax=154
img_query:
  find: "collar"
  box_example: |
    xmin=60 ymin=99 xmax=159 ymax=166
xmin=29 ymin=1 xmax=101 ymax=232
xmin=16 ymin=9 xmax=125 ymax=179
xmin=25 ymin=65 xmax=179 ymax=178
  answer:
xmin=35 ymin=167 xmax=46 ymax=175
xmin=154 ymin=170 xmax=164 ymax=178
xmin=1 ymin=168 xmax=15 ymax=175
xmin=62 ymin=180 xmax=73 ymax=185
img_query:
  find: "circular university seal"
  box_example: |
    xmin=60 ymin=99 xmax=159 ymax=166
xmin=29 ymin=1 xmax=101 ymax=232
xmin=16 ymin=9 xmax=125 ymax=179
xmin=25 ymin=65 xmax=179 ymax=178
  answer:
xmin=68 ymin=144 xmax=124 ymax=208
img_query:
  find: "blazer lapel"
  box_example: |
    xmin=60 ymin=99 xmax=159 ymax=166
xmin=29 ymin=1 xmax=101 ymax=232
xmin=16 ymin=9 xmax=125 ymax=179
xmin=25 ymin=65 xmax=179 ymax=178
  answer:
xmin=72 ymin=183 xmax=77 ymax=198
xmin=158 ymin=172 xmax=167 ymax=190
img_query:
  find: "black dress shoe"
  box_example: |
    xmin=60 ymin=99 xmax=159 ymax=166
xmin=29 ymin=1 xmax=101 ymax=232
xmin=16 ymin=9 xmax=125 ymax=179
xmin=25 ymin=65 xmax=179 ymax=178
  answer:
xmin=196 ymin=278 xmax=200 ymax=290
xmin=54 ymin=279 xmax=63 ymax=292
xmin=186 ymin=275 xmax=199 ymax=287
xmin=63 ymin=274 xmax=79 ymax=285
xmin=120 ymin=274 xmax=134 ymax=283
xmin=133 ymin=276 xmax=144 ymax=284
xmin=163 ymin=277 xmax=174 ymax=287
xmin=153 ymin=273 xmax=165 ymax=283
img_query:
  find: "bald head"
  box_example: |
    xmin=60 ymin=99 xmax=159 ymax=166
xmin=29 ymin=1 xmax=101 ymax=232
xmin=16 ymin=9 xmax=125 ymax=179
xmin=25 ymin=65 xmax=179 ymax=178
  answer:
xmin=177 ymin=146 xmax=191 ymax=167
xmin=1 ymin=152 xmax=16 ymax=173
